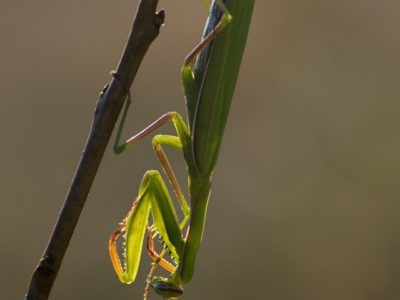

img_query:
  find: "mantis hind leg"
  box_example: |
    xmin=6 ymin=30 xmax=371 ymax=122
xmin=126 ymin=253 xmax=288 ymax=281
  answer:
xmin=182 ymin=0 xmax=232 ymax=130
xmin=183 ymin=0 xmax=232 ymax=67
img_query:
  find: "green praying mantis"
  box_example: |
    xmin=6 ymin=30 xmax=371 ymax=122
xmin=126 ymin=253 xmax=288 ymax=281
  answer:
xmin=108 ymin=0 xmax=255 ymax=299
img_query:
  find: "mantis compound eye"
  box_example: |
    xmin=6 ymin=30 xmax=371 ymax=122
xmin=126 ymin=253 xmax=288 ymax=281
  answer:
xmin=151 ymin=278 xmax=183 ymax=299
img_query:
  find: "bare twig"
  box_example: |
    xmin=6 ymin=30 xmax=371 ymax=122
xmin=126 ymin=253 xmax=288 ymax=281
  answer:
xmin=24 ymin=1 xmax=164 ymax=299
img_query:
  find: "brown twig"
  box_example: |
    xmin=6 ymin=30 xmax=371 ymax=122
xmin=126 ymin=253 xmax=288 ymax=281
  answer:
xmin=24 ymin=1 xmax=164 ymax=299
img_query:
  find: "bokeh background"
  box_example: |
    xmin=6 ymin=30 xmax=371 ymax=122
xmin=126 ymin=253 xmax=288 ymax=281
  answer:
xmin=1 ymin=1 xmax=400 ymax=299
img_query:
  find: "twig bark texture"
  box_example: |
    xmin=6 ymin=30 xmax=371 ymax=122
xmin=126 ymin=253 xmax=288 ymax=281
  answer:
xmin=25 ymin=1 xmax=164 ymax=299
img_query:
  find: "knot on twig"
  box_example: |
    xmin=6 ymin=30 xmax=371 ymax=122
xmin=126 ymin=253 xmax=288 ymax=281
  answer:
xmin=37 ymin=254 xmax=55 ymax=277
xmin=111 ymin=71 xmax=132 ymax=105
xmin=111 ymin=71 xmax=129 ymax=93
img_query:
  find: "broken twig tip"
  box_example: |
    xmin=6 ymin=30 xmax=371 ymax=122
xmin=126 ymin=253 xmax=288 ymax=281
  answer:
xmin=155 ymin=10 xmax=165 ymax=28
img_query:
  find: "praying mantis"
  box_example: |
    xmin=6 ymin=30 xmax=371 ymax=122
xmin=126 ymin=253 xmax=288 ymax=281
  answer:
xmin=108 ymin=0 xmax=255 ymax=299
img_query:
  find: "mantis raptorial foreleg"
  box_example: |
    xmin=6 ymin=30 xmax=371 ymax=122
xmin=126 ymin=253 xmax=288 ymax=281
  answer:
xmin=108 ymin=168 xmax=184 ymax=283
xmin=146 ymin=226 xmax=176 ymax=272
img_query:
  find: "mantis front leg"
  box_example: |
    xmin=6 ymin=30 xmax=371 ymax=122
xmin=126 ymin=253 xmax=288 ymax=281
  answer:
xmin=109 ymin=169 xmax=182 ymax=282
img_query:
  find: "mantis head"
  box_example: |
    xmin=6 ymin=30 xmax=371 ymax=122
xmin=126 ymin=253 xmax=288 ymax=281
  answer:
xmin=151 ymin=277 xmax=184 ymax=299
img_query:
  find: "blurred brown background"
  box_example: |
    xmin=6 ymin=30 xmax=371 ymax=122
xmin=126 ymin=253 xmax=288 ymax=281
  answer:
xmin=1 ymin=1 xmax=400 ymax=299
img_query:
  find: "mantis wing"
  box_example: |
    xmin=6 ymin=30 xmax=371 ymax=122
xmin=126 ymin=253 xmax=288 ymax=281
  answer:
xmin=191 ymin=0 xmax=255 ymax=176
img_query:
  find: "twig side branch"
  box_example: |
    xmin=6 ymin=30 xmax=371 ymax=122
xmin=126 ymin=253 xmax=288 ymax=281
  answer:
xmin=25 ymin=1 xmax=164 ymax=299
